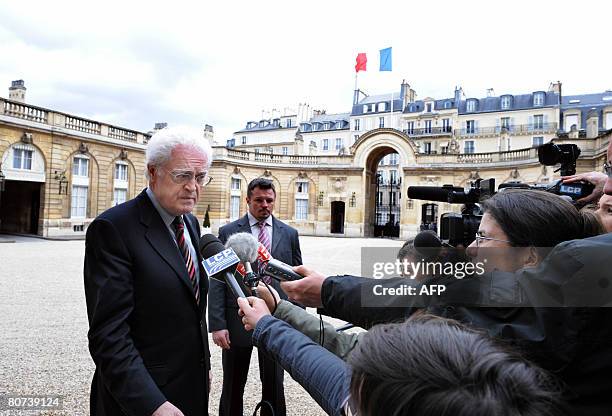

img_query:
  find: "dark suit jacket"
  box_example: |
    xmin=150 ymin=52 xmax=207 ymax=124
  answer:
xmin=208 ymin=214 xmax=302 ymax=347
xmin=84 ymin=190 xmax=211 ymax=416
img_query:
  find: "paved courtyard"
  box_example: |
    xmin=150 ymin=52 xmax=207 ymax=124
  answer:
xmin=0 ymin=235 xmax=403 ymax=415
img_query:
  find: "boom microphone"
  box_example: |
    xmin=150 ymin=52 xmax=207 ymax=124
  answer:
xmin=199 ymin=234 xmax=246 ymax=299
xmin=407 ymin=185 xmax=464 ymax=202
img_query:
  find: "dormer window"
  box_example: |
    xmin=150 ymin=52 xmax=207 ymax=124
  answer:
xmin=466 ymin=99 xmax=478 ymax=112
xmin=444 ymin=101 xmax=452 ymax=109
xmin=336 ymin=121 xmax=344 ymax=129
xmin=425 ymin=103 xmax=432 ymax=112
xmin=273 ymin=119 xmax=280 ymax=127
xmin=533 ymin=92 xmax=545 ymax=106
xmin=501 ymin=95 xmax=512 ymax=110
xmin=409 ymin=104 xmax=416 ymax=112
xmin=259 ymin=121 xmax=265 ymax=128
xmin=363 ymin=104 xmax=368 ymax=113
xmin=378 ymin=102 xmax=386 ymax=112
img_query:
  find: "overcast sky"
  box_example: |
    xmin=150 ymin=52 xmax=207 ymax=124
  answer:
xmin=0 ymin=0 xmax=609 ymax=141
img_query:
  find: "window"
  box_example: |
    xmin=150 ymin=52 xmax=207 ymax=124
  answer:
xmin=115 ymin=163 xmax=128 ymax=181
xmin=444 ymin=101 xmax=452 ymax=109
xmin=466 ymin=99 xmax=477 ymax=112
xmin=273 ymin=119 xmax=279 ymax=127
xmin=565 ymin=114 xmax=579 ymax=131
xmin=378 ymin=102 xmax=386 ymax=112
xmin=423 ymin=142 xmax=432 ymax=154
xmin=533 ymin=115 xmax=544 ymax=130
xmin=501 ymin=117 xmax=511 ymax=130
xmin=424 ymin=120 xmax=432 ymax=134
xmin=442 ymin=118 xmax=451 ymax=132
xmin=286 ymin=119 xmax=292 ymax=128
xmin=379 ymin=117 xmax=385 ymax=128
xmin=241 ymin=136 xmax=247 ymax=145
xmin=390 ymin=192 xmax=397 ymax=206
xmin=501 ymin=96 xmax=511 ymax=110
xmin=389 ymin=153 xmax=398 ymax=165
xmin=406 ymin=121 xmax=414 ymax=134
xmin=426 ymin=103 xmax=432 ymax=112
xmin=324 ymin=122 xmax=330 ymax=130
xmin=230 ymin=195 xmax=240 ymax=221
xmin=282 ymin=146 xmax=288 ymax=156
xmin=363 ymin=105 xmax=368 ymax=113
xmin=71 ymin=185 xmax=88 ymax=218
xmin=297 ymin=181 xmax=308 ymax=194
xmin=231 ymin=178 xmax=241 ymax=190
xmin=335 ymin=138 xmax=343 ymax=150
xmin=114 ymin=189 xmax=127 ymax=206
xmin=354 ymin=119 xmax=360 ymax=130
xmin=390 ymin=170 xmax=398 ymax=184
xmin=532 ymin=136 xmax=544 ymax=147
xmin=295 ymin=199 xmax=308 ymax=220
xmin=73 ymin=157 xmax=89 ymax=177
xmin=606 ymin=112 xmax=612 ymax=130
xmin=12 ymin=148 xmax=33 ymax=170
xmin=354 ymin=134 xmax=360 ymax=143
xmin=466 ymin=120 xmax=475 ymax=134
xmin=464 ymin=140 xmax=475 ymax=154
xmin=323 ymin=139 xmax=329 ymax=150
xmin=534 ymin=92 xmax=545 ymax=106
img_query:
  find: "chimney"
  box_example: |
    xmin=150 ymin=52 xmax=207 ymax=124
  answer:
xmin=9 ymin=80 xmax=26 ymax=103
xmin=586 ymin=108 xmax=599 ymax=139
xmin=401 ymin=80 xmax=409 ymax=108
xmin=154 ymin=122 xmax=168 ymax=130
xmin=486 ymin=88 xmax=495 ymax=97
xmin=548 ymin=81 xmax=562 ymax=94
xmin=454 ymin=86 xmax=463 ymax=106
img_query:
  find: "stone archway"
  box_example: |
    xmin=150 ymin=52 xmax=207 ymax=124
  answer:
xmin=351 ymin=129 xmax=417 ymax=237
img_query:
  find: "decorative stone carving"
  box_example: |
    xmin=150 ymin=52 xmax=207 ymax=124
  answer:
xmin=468 ymin=171 xmax=480 ymax=180
xmin=78 ymin=142 xmax=89 ymax=154
xmin=510 ymin=168 xmax=519 ymax=179
xmin=233 ymin=166 xmax=241 ymax=175
xmin=119 ymin=148 xmax=128 ymax=160
xmin=263 ymin=169 xmax=272 ymax=177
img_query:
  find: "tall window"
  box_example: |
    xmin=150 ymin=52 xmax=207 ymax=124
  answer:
xmin=390 ymin=170 xmax=398 ymax=184
xmin=466 ymin=99 xmax=477 ymax=112
xmin=501 ymin=117 xmax=511 ymax=130
xmin=12 ymin=148 xmax=33 ymax=170
xmin=230 ymin=196 xmax=240 ymax=220
xmin=406 ymin=121 xmax=414 ymax=134
xmin=231 ymin=178 xmax=241 ymax=190
xmin=442 ymin=118 xmax=451 ymax=132
xmin=423 ymin=142 xmax=432 ymax=154
xmin=354 ymin=119 xmax=360 ymax=130
xmin=286 ymin=119 xmax=292 ymax=128
xmin=71 ymin=186 xmax=88 ymax=217
xmin=379 ymin=117 xmax=385 ymax=128
xmin=114 ymin=162 xmax=128 ymax=206
xmin=424 ymin=120 xmax=432 ymax=134
xmin=114 ymin=189 xmax=127 ymax=206
xmin=73 ymin=157 xmax=89 ymax=177
xmin=532 ymin=136 xmax=544 ymax=147
xmin=533 ymin=115 xmax=544 ymax=130
xmin=115 ymin=163 xmax=128 ymax=181
xmin=323 ymin=139 xmax=329 ymax=151
xmin=466 ymin=120 xmax=475 ymax=134
xmin=241 ymin=136 xmax=247 ymax=145
xmin=282 ymin=146 xmax=288 ymax=156
xmin=389 ymin=153 xmax=398 ymax=165
xmin=335 ymin=138 xmax=343 ymax=150
xmin=295 ymin=181 xmax=309 ymax=220
xmin=464 ymin=141 xmax=475 ymax=154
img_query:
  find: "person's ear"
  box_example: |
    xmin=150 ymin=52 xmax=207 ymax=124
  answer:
xmin=523 ymin=246 xmax=540 ymax=268
xmin=147 ymin=165 xmax=156 ymax=180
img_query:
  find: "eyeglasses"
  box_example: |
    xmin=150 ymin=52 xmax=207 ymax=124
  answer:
xmin=163 ymin=169 xmax=213 ymax=186
xmin=603 ymin=162 xmax=612 ymax=178
xmin=474 ymin=233 xmax=512 ymax=247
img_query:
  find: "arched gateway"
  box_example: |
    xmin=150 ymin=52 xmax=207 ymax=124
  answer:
xmin=351 ymin=128 xmax=417 ymax=238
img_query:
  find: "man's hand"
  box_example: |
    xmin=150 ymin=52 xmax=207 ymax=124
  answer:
xmin=562 ymin=171 xmax=607 ymax=204
xmin=212 ymin=329 xmax=231 ymax=349
xmin=257 ymin=282 xmax=281 ymax=312
xmin=237 ymin=297 xmax=271 ymax=331
xmin=151 ymin=401 xmax=184 ymax=416
xmin=280 ymin=265 xmax=327 ymax=307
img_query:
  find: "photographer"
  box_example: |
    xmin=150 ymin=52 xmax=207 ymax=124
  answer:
xmin=237 ymin=297 xmax=562 ymax=416
xmin=282 ymin=186 xmax=612 ymax=414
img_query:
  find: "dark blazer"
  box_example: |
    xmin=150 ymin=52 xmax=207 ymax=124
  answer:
xmin=84 ymin=190 xmax=210 ymax=416
xmin=208 ymin=214 xmax=302 ymax=346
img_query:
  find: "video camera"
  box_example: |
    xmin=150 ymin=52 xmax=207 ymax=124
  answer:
xmin=407 ymin=142 xmax=594 ymax=247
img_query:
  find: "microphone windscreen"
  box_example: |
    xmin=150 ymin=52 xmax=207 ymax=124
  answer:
xmin=413 ymin=231 xmax=443 ymax=259
xmin=199 ymin=234 xmax=225 ymax=258
xmin=225 ymin=232 xmax=259 ymax=263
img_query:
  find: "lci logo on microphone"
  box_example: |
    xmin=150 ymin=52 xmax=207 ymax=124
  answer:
xmin=202 ymin=248 xmax=240 ymax=276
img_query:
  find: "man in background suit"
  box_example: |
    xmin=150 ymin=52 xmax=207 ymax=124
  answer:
xmin=84 ymin=127 xmax=213 ymax=416
xmin=209 ymin=178 xmax=302 ymax=416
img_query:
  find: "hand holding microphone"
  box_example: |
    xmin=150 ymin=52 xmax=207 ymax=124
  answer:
xmin=237 ymin=297 xmax=271 ymax=332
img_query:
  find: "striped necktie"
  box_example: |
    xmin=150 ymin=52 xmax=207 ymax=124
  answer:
xmin=258 ymin=221 xmax=272 ymax=283
xmin=173 ymin=216 xmax=200 ymax=304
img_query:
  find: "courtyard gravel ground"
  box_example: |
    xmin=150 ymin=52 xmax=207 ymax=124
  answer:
xmin=0 ymin=235 xmax=403 ymax=416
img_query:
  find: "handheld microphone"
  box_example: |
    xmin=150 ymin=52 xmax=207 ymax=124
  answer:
xmin=199 ymin=234 xmax=246 ymax=299
xmin=225 ymin=233 xmax=260 ymax=294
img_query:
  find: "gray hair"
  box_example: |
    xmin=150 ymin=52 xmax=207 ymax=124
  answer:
xmin=145 ymin=126 xmax=213 ymax=180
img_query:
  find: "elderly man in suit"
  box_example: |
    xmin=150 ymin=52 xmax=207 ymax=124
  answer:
xmin=208 ymin=177 xmax=302 ymax=416
xmin=84 ymin=127 xmax=213 ymax=416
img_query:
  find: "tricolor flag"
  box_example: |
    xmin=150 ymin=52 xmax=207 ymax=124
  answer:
xmin=355 ymin=53 xmax=367 ymax=72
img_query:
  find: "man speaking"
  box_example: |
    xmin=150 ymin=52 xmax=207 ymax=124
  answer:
xmin=84 ymin=127 xmax=213 ymax=416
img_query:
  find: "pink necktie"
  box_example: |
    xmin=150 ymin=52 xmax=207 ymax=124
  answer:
xmin=258 ymin=221 xmax=272 ymax=283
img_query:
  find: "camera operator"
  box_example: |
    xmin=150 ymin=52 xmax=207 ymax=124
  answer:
xmin=282 ymin=183 xmax=612 ymax=415
xmin=237 ymin=297 xmax=562 ymax=416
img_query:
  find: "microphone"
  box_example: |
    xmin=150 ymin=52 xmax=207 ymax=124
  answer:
xmin=225 ymin=232 xmax=303 ymax=282
xmin=199 ymin=234 xmax=246 ymax=299
xmin=225 ymin=233 xmax=260 ymax=293
xmin=407 ymin=185 xmax=464 ymax=202
xmin=413 ymin=230 xmax=450 ymax=259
